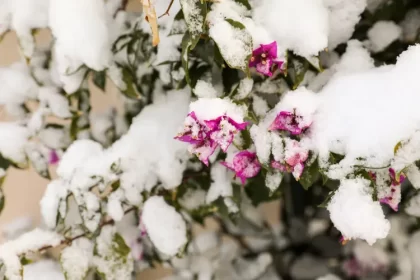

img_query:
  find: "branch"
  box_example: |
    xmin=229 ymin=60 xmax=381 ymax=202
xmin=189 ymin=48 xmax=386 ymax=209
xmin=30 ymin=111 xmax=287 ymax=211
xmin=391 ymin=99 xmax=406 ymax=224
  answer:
xmin=158 ymin=0 xmax=175 ymax=19
xmin=38 ymin=207 xmax=137 ymax=252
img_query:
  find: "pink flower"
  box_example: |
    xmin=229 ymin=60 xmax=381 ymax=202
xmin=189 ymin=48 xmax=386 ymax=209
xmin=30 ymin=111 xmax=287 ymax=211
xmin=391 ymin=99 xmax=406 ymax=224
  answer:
xmin=271 ymin=140 xmax=309 ymax=180
xmin=221 ymin=151 xmax=261 ymax=184
xmin=269 ymin=110 xmax=310 ymax=135
xmin=205 ymin=116 xmax=248 ymax=152
xmin=249 ymin=41 xmax=284 ymax=77
xmin=378 ymin=168 xmax=405 ymax=211
xmin=49 ymin=150 xmax=59 ymax=165
xmin=389 ymin=168 xmax=405 ymax=186
xmin=130 ymin=237 xmax=144 ymax=261
xmin=342 ymin=256 xmax=388 ymax=278
xmin=175 ymin=112 xmax=248 ymax=166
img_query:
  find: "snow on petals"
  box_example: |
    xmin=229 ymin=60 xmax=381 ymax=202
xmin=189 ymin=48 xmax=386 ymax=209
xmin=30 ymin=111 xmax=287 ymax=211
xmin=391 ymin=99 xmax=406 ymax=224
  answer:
xmin=271 ymin=139 xmax=309 ymax=180
xmin=221 ymin=150 xmax=261 ymax=184
xmin=269 ymin=110 xmax=311 ymax=135
xmin=176 ymin=98 xmax=248 ymax=165
xmin=378 ymin=168 xmax=405 ymax=212
xmin=249 ymin=41 xmax=284 ymax=77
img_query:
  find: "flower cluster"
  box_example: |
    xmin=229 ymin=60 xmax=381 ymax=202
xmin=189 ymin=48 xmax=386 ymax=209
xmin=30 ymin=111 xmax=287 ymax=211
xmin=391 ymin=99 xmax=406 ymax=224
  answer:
xmin=249 ymin=41 xmax=284 ymax=77
xmin=175 ymin=111 xmax=248 ymax=166
xmin=221 ymin=151 xmax=261 ymax=184
xmin=269 ymin=110 xmax=311 ymax=180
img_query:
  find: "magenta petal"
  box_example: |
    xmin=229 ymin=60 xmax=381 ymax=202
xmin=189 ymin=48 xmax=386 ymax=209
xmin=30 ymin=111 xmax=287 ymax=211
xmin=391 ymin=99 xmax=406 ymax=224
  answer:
xmin=49 ymin=150 xmax=59 ymax=165
xmin=261 ymin=41 xmax=277 ymax=59
xmin=256 ymin=60 xmax=273 ymax=77
xmin=204 ymin=117 xmax=222 ymax=130
xmin=228 ymin=118 xmax=248 ymax=131
xmin=221 ymin=151 xmax=261 ymax=184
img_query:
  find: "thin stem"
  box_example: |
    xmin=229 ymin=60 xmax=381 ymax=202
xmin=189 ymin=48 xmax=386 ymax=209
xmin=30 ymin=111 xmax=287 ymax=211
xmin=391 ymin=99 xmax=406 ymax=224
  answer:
xmin=38 ymin=207 xmax=137 ymax=252
xmin=158 ymin=0 xmax=175 ymax=19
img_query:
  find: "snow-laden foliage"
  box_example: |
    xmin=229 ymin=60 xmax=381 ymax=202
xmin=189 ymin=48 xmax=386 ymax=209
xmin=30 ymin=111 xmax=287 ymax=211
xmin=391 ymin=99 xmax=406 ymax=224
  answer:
xmin=3 ymin=0 xmax=420 ymax=279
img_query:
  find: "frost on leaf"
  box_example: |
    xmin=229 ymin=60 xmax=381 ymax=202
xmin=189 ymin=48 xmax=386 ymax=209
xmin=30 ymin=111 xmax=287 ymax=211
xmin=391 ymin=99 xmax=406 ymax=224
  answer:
xmin=0 ymin=228 xmax=63 ymax=280
xmin=93 ymin=226 xmax=134 ymax=280
xmin=180 ymin=0 xmax=207 ymax=43
xmin=60 ymin=238 xmax=93 ymax=280
xmin=142 ymin=196 xmax=188 ymax=256
xmin=209 ymin=16 xmax=253 ymax=72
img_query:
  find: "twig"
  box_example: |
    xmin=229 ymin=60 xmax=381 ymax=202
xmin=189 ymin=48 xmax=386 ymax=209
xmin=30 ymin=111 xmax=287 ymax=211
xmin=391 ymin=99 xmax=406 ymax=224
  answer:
xmin=158 ymin=0 xmax=175 ymax=19
xmin=141 ymin=0 xmax=160 ymax=46
xmin=38 ymin=207 xmax=137 ymax=252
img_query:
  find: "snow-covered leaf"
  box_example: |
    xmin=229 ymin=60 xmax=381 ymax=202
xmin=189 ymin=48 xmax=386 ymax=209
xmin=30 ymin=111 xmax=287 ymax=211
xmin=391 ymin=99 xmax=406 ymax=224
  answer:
xmin=180 ymin=0 xmax=207 ymax=45
xmin=93 ymin=226 xmax=134 ymax=280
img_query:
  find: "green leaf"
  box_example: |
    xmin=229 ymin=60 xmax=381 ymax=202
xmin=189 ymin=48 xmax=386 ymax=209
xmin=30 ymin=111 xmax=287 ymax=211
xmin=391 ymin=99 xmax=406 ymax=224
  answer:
xmin=0 ymin=189 xmax=5 ymax=216
xmin=245 ymin=172 xmax=282 ymax=206
xmin=318 ymin=190 xmax=335 ymax=208
xmin=169 ymin=10 xmax=186 ymax=36
xmin=180 ymin=0 xmax=207 ymax=46
xmin=92 ymin=70 xmax=107 ymax=91
xmin=211 ymin=18 xmax=252 ymax=73
xmin=299 ymin=158 xmax=320 ymax=190
xmin=20 ymin=256 xmax=32 ymax=266
xmin=181 ymin=33 xmax=194 ymax=86
xmin=94 ymin=226 xmax=134 ymax=280
xmin=121 ymin=67 xmax=141 ymax=100
xmin=233 ymin=0 xmax=251 ymax=10
xmin=286 ymin=53 xmax=309 ymax=90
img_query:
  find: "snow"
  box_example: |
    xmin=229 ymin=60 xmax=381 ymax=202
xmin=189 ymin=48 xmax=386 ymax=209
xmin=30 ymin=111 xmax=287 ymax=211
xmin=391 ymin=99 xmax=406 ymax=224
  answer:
xmin=189 ymin=97 xmax=247 ymax=123
xmin=180 ymin=0 xmax=205 ymax=35
xmin=207 ymin=0 xmax=253 ymax=70
xmin=235 ymin=78 xmax=254 ymax=100
xmin=325 ymin=0 xmax=367 ymax=50
xmin=142 ymin=196 xmax=187 ymax=256
xmin=40 ymin=179 xmax=68 ymax=229
xmin=401 ymin=9 xmax=420 ymax=42
xmin=405 ymin=192 xmax=420 ymax=217
xmin=367 ymin=21 xmax=402 ymax=53
xmin=92 ymin=225 xmax=134 ymax=279
xmin=252 ymin=95 xmax=269 ymax=118
xmin=60 ymin=238 xmax=93 ymax=280
xmin=0 ymin=228 xmax=63 ymax=280
xmin=0 ymin=123 xmax=30 ymax=164
xmin=194 ymin=80 xmax=220 ymax=98
xmin=1 ymin=216 xmax=32 ymax=241
xmin=327 ymin=178 xmax=390 ymax=245
xmin=253 ymin=0 xmax=329 ymax=57
xmin=0 ymin=65 xmax=38 ymax=105
xmin=265 ymin=171 xmax=283 ymax=193
xmin=38 ymin=87 xmax=72 ymax=119
xmin=23 ymin=260 xmax=65 ymax=280
xmin=312 ymin=45 xmax=420 ymax=177
xmin=206 ymin=163 xmax=233 ymax=204
xmin=49 ymin=0 xmax=112 ymax=93
xmin=251 ymin=87 xmax=318 ymax=164
xmin=0 ymin=0 xmax=49 ymax=58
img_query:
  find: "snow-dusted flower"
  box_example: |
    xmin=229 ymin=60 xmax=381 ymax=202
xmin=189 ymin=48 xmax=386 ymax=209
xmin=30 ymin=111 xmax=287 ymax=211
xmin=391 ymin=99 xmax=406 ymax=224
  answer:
xmin=342 ymin=257 xmax=388 ymax=278
xmin=378 ymin=168 xmax=406 ymax=211
xmin=175 ymin=112 xmax=248 ymax=165
xmin=205 ymin=115 xmax=248 ymax=152
xmin=49 ymin=150 xmax=59 ymax=165
xmin=221 ymin=151 xmax=261 ymax=184
xmin=389 ymin=168 xmax=405 ymax=186
xmin=271 ymin=140 xmax=309 ymax=180
xmin=249 ymin=41 xmax=284 ymax=77
xmin=269 ymin=110 xmax=311 ymax=135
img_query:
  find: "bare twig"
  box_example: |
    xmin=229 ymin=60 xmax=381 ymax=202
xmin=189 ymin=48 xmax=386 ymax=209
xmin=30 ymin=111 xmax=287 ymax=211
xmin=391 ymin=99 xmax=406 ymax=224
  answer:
xmin=38 ymin=207 xmax=137 ymax=252
xmin=141 ymin=0 xmax=160 ymax=46
xmin=158 ymin=0 xmax=175 ymax=19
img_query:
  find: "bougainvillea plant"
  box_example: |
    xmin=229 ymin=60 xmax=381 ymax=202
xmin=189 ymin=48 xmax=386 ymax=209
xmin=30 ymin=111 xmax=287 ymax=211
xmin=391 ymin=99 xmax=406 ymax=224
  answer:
xmin=2 ymin=0 xmax=420 ymax=279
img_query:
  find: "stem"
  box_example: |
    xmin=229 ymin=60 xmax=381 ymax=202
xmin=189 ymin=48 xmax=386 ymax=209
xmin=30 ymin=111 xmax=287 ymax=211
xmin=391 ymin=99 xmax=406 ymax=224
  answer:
xmin=38 ymin=207 xmax=137 ymax=252
xmin=158 ymin=0 xmax=175 ymax=19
